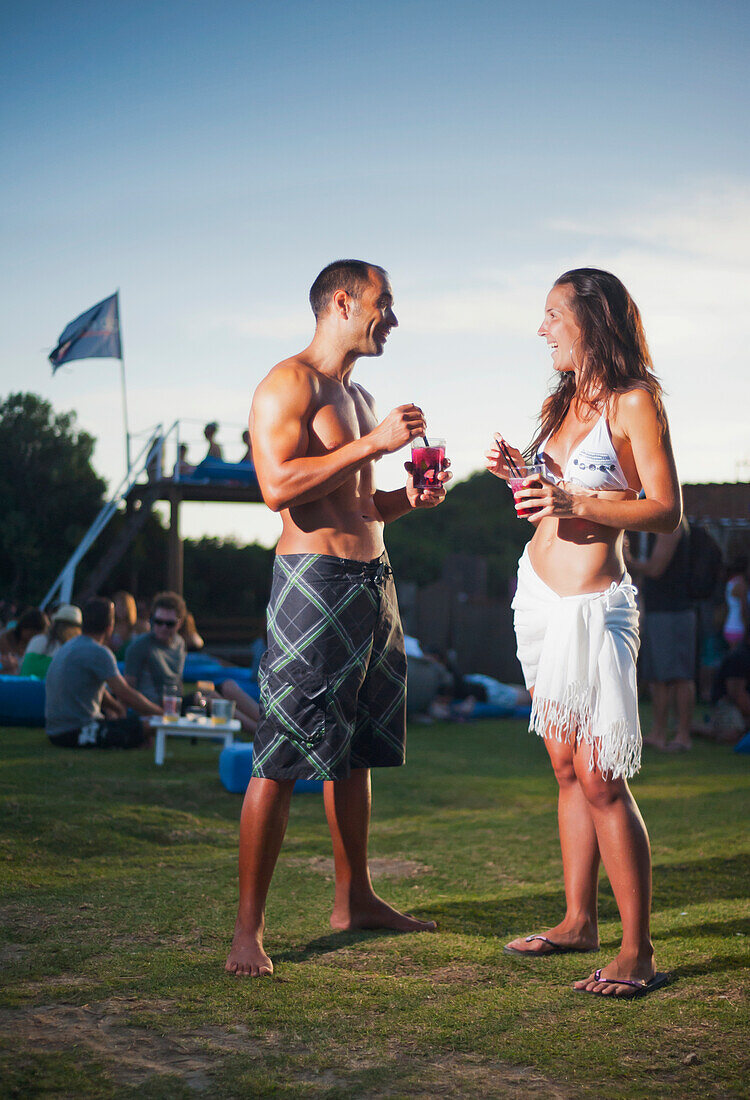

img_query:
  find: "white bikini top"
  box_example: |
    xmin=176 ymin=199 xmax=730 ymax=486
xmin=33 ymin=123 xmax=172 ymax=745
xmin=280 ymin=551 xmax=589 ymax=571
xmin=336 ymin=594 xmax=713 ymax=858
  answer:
xmin=536 ymin=416 xmax=630 ymax=492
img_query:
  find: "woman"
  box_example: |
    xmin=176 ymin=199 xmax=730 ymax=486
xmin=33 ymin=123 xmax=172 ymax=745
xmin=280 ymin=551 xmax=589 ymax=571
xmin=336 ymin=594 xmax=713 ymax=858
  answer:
xmin=486 ymin=268 xmax=680 ymax=998
xmin=109 ymin=591 xmax=143 ymax=659
xmin=20 ymin=604 xmax=82 ymax=677
xmin=0 ymin=607 xmax=48 ymax=674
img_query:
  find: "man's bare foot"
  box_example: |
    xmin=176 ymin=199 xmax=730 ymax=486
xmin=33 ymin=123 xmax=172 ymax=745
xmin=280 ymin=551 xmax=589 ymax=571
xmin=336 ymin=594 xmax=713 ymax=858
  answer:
xmin=573 ymin=948 xmax=656 ymax=998
xmin=225 ymin=924 xmax=273 ymax=977
xmin=330 ymin=893 xmax=436 ymax=933
xmin=643 ymin=736 xmax=667 ymax=750
xmin=504 ymin=921 xmax=598 ymax=956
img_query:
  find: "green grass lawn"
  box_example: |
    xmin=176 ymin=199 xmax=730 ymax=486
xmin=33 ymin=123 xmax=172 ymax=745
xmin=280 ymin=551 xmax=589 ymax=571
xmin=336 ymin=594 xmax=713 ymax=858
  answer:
xmin=1 ymin=717 xmax=748 ymax=1099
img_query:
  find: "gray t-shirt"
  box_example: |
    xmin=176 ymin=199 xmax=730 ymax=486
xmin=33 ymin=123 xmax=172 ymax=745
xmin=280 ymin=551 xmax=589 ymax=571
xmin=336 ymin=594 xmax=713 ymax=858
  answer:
xmin=124 ymin=632 xmax=185 ymax=704
xmin=45 ymin=634 xmax=119 ymax=735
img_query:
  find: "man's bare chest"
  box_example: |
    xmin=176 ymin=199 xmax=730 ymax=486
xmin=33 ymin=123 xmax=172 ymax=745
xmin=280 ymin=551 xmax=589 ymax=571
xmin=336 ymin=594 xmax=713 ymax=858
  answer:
xmin=309 ymin=391 xmax=376 ymax=453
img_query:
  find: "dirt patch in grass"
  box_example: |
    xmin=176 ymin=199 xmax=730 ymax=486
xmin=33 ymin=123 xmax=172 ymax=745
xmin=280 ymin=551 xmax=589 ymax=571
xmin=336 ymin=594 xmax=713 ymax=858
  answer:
xmin=0 ymin=998 xmax=292 ymax=1091
xmin=0 ymin=999 xmax=575 ymax=1096
xmin=0 ymin=903 xmax=57 ymax=933
xmin=426 ymin=964 xmax=491 ymax=985
xmin=296 ymin=1049 xmax=575 ymax=1098
xmin=295 ymin=856 xmax=431 ymax=879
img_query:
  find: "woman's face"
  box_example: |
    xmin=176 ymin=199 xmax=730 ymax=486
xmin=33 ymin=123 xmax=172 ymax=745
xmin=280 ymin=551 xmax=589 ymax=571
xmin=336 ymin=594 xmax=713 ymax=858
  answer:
xmin=537 ymin=284 xmax=582 ymax=374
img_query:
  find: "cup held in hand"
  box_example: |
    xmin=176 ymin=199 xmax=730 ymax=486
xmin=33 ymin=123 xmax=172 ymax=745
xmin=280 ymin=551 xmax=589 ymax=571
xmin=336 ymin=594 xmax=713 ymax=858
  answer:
xmin=411 ymin=437 xmax=446 ymax=490
xmin=508 ymin=463 xmax=545 ymax=517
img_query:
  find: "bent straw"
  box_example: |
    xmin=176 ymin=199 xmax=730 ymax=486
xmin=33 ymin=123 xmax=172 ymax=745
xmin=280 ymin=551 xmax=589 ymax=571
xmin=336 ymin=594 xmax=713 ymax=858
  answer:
xmin=497 ymin=438 xmax=521 ymax=478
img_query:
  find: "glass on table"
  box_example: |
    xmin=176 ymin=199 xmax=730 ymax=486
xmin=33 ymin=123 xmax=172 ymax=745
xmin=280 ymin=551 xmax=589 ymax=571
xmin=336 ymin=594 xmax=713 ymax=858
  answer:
xmin=210 ymin=698 xmax=235 ymax=725
xmin=162 ymin=691 xmax=181 ymax=722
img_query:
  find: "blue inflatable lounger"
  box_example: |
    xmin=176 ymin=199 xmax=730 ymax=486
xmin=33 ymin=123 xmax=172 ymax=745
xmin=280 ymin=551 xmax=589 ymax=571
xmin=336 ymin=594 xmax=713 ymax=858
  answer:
xmin=183 ymin=458 xmax=258 ymax=486
xmin=219 ymin=743 xmax=323 ymax=793
xmin=0 ymin=674 xmax=46 ymax=727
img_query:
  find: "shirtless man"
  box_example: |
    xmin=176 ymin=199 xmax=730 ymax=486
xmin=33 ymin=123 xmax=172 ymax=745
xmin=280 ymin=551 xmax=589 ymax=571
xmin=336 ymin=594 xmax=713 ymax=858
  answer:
xmin=225 ymin=259 xmax=449 ymax=977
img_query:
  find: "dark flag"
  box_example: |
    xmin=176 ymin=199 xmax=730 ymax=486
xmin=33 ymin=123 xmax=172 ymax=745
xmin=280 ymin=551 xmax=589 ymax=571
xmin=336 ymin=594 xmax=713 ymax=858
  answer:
xmin=49 ymin=292 xmax=121 ymax=372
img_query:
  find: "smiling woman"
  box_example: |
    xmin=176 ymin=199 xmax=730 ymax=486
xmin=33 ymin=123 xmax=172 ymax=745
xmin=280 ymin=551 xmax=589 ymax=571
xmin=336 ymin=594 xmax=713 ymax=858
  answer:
xmin=485 ymin=267 xmax=681 ymax=1000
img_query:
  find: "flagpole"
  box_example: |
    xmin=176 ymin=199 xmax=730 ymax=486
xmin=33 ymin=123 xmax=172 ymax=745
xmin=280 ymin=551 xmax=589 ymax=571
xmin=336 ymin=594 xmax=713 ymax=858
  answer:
xmin=117 ymin=291 xmax=131 ymax=473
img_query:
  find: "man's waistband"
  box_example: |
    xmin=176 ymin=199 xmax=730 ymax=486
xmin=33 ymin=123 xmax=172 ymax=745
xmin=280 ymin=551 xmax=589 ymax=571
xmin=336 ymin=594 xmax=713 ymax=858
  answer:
xmin=275 ymin=551 xmax=392 ymax=581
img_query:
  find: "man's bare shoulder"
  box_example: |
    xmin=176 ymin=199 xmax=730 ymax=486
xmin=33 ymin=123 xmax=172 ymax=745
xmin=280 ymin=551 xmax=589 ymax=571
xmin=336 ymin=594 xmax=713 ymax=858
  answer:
xmin=253 ymin=355 xmax=322 ymax=410
xmin=258 ymin=354 xmax=321 ymax=393
xmin=350 ymin=380 xmax=376 ymax=410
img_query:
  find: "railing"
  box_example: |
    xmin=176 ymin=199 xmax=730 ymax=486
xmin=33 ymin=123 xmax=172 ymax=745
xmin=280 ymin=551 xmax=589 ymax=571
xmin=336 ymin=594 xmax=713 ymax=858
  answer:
xmin=40 ymin=422 xmax=181 ymax=609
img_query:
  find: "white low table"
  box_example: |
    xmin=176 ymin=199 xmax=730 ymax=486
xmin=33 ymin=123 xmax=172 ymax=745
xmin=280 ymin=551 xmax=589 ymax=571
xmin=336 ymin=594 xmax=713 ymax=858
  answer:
xmin=150 ymin=716 xmax=241 ymax=766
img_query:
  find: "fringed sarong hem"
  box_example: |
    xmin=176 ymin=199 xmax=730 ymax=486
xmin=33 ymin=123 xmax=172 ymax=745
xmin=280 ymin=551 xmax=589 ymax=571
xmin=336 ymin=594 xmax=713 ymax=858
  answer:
xmin=530 ymin=690 xmax=641 ymax=781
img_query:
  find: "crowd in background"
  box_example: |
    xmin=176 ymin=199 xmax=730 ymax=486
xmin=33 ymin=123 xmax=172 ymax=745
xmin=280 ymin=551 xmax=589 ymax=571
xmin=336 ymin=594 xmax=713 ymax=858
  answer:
xmin=1 ymin=534 xmax=749 ymax=749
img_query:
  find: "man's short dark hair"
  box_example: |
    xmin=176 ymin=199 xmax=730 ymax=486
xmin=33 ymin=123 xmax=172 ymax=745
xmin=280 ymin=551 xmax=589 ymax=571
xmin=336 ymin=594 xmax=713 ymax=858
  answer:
xmin=309 ymin=260 xmax=386 ymax=320
xmin=83 ymin=597 xmax=114 ymax=635
xmin=150 ymin=591 xmax=187 ymax=622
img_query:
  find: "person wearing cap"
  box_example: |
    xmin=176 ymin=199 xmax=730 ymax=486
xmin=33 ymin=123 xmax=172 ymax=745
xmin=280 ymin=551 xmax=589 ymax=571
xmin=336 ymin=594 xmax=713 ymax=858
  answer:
xmin=45 ymin=597 xmax=162 ymax=749
xmin=20 ymin=604 xmax=83 ymax=678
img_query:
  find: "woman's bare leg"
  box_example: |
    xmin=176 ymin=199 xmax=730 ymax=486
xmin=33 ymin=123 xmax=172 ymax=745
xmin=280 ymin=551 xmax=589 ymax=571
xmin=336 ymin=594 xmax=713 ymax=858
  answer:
xmin=572 ymin=754 xmax=655 ymax=995
xmin=505 ymin=734 xmax=600 ymax=954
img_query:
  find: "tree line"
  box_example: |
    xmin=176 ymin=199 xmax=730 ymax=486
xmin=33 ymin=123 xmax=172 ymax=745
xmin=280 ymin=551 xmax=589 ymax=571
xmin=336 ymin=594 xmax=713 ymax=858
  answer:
xmin=0 ymin=393 xmax=526 ymax=619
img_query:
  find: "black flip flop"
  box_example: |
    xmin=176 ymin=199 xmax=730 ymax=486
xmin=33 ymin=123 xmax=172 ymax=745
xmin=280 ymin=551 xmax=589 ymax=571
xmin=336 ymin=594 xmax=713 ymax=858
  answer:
xmin=503 ymin=934 xmax=598 ymax=957
xmin=575 ymin=967 xmax=671 ymax=998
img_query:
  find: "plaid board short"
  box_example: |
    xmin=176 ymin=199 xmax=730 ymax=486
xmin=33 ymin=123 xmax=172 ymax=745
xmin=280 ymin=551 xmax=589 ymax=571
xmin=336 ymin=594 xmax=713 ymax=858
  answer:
xmin=252 ymin=552 xmax=407 ymax=781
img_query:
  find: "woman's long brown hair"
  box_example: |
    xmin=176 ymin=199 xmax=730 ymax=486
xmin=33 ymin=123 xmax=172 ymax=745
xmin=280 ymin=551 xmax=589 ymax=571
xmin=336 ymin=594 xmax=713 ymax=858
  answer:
xmin=525 ymin=268 xmax=666 ymax=461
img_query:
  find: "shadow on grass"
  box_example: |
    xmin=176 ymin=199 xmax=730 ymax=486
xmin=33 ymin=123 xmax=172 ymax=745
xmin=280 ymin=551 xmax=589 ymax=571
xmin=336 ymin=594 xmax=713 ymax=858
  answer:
xmin=655 ymin=915 xmax=750 ymax=942
xmin=667 ymin=953 xmax=750 ymax=981
xmin=652 ymin=853 xmax=750 ymax=908
xmin=273 ymin=928 xmax=407 ymax=963
xmin=405 ymin=853 xmax=750 ymax=940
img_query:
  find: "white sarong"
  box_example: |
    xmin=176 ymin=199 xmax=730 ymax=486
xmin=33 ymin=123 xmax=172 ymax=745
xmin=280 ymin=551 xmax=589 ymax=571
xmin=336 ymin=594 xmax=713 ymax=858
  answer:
xmin=512 ymin=546 xmax=641 ymax=780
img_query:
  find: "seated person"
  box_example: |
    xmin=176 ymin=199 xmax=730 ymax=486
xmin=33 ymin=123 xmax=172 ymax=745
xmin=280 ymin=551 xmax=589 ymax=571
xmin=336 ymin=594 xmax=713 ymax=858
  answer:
xmin=694 ymin=627 xmax=750 ymax=744
xmin=125 ymin=591 xmax=259 ymax=734
xmin=239 ymin=429 xmax=253 ymax=465
xmin=21 ymin=604 xmax=82 ymax=677
xmin=1 ymin=607 xmax=49 ymax=674
xmin=109 ymin=590 xmax=146 ymax=660
xmin=204 ymin=422 xmax=223 ymax=460
xmin=173 ymin=443 xmax=196 ymax=479
xmin=179 ymin=610 xmax=204 ymax=651
xmin=45 ymin=597 xmax=162 ymax=749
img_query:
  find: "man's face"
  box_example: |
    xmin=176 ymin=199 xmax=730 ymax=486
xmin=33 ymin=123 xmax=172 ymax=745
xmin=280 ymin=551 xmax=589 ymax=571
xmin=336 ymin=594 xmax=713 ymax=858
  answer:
xmin=151 ymin=607 xmax=182 ymax=644
xmin=352 ymin=270 xmax=399 ymax=357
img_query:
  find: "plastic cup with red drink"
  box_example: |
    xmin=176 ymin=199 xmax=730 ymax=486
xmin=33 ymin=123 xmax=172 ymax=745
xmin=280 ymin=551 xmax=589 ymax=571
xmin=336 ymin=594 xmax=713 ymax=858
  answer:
xmin=508 ymin=464 xmax=545 ymax=518
xmin=411 ymin=437 xmax=446 ymax=490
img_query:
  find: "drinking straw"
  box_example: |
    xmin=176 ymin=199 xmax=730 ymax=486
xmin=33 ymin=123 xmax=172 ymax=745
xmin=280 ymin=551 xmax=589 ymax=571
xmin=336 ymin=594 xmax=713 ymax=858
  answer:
xmin=497 ymin=437 xmax=521 ymax=478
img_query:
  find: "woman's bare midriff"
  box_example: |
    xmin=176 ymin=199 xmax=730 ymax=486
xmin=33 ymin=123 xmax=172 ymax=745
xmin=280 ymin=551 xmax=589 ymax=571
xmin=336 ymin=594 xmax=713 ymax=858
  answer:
xmin=527 ymin=516 xmax=626 ymax=597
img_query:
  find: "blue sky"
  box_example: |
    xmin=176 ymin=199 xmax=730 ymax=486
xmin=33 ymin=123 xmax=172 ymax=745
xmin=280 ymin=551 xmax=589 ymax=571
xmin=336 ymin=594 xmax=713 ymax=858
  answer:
xmin=2 ymin=0 xmax=748 ymax=549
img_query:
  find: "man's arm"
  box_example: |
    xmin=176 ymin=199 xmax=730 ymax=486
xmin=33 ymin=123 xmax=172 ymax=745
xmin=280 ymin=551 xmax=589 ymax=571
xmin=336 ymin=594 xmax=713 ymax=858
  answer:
xmin=106 ymin=673 xmax=162 ymax=716
xmin=251 ymin=364 xmax=425 ymax=512
xmin=628 ymin=527 xmax=682 ymax=578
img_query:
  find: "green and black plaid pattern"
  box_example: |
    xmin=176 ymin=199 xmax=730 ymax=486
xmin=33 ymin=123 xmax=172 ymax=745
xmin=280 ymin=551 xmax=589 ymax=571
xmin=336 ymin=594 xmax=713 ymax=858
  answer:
xmin=252 ymin=552 xmax=407 ymax=781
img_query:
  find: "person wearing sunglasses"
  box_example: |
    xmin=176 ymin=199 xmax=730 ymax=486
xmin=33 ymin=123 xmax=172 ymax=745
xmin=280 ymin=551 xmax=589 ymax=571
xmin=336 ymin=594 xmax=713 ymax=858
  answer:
xmin=124 ymin=592 xmax=259 ymax=733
